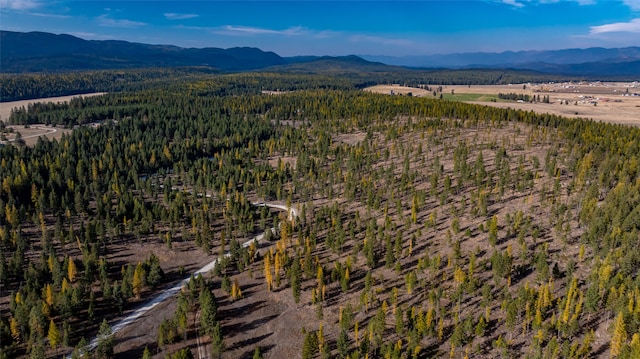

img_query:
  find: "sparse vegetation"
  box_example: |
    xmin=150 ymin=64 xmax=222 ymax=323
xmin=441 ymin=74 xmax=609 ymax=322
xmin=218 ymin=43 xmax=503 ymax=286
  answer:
xmin=1 ymin=72 xmax=640 ymax=358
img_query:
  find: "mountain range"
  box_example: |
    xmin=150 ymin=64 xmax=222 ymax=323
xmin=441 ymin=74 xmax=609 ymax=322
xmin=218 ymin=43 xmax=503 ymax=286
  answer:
xmin=0 ymin=31 xmax=286 ymax=72
xmin=362 ymin=47 xmax=640 ymax=67
xmin=1 ymin=30 xmax=639 ymax=77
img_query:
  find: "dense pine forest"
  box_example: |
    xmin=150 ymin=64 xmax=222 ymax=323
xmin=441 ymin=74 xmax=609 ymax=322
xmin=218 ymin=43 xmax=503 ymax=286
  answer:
xmin=1 ymin=72 xmax=640 ymax=359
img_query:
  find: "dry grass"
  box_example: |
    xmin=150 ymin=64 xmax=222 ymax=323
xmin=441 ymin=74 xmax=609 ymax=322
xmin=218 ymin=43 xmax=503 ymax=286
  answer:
xmin=365 ymin=83 xmax=640 ymax=126
xmin=0 ymin=93 xmax=106 ymax=146
xmin=2 ymin=124 xmax=72 ymax=146
xmin=0 ymin=93 xmax=106 ymax=123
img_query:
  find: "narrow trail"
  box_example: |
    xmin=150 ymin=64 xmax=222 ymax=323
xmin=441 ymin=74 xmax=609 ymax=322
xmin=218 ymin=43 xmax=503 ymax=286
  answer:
xmin=69 ymin=202 xmax=298 ymax=357
xmin=6 ymin=126 xmax=57 ymax=141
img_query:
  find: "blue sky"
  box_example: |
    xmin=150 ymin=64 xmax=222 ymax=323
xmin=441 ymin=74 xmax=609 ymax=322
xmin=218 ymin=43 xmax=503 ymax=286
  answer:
xmin=1 ymin=1 xmax=640 ymax=56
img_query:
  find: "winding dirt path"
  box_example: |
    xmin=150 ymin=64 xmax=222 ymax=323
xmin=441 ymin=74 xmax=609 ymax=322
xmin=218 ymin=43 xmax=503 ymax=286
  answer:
xmin=70 ymin=202 xmax=298 ymax=357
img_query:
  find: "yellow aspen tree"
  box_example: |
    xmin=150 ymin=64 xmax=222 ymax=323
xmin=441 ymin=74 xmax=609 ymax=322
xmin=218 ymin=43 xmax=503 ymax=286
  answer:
xmin=43 ymin=283 xmax=54 ymax=306
xmin=274 ymin=251 xmax=281 ymax=277
xmin=231 ymin=279 xmax=242 ymax=300
xmin=67 ymin=257 xmax=77 ymax=282
xmin=132 ymin=262 xmax=144 ymax=299
xmin=47 ymin=254 xmax=55 ymax=274
xmin=426 ymin=308 xmax=434 ymax=333
xmin=264 ymin=253 xmax=272 ymax=291
xmin=454 ymin=266 xmax=466 ymax=288
xmin=280 ymin=220 xmax=290 ymax=247
xmin=354 ymin=321 xmax=359 ymax=346
xmin=48 ymin=319 xmax=60 ymax=350
xmin=610 ymin=311 xmax=627 ymax=357
xmin=10 ymin=316 xmax=20 ymax=341
xmin=562 ymin=278 xmax=579 ymax=324
xmin=317 ymin=323 xmax=324 ymax=353
xmin=61 ymin=278 xmax=69 ymax=294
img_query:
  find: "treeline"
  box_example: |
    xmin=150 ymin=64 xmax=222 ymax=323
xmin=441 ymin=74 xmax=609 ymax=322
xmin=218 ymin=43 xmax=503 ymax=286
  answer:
xmin=0 ymin=71 xmax=355 ymax=103
xmin=498 ymin=92 xmax=532 ymax=102
xmin=2 ymin=68 xmax=579 ymax=103
xmin=0 ymin=68 xmax=220 ymax=102
xmin=348 ymin=69 xmax=577 ymax=88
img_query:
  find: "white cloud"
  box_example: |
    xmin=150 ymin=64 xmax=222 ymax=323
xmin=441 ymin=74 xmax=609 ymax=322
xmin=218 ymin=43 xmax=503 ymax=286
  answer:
xmin=97 ymin=14 xmax=147 ymax=28
xmin=213 ymin=25 xmax=308 ymax=36
xmin=623 ymin=0 xmax=640 ymax=11
xmin=164 ymin=13 xmax=199 ymax=20
xmin=27 ymin=12 xmax=70 ymax=19
xmin=502 ymin=0 xmax=525 ymax=7
xmin=590 ymin=18 xmax=640 ymax=34
xmin=0 ymin=0 xmax=39 ymax=10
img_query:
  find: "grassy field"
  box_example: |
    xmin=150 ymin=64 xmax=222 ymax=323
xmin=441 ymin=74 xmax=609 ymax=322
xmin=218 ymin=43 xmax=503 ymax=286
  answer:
xmin=365 ymin=83 xmax=640 ymax=126
xmin=440 ymin=93 xmax=501 ymax=102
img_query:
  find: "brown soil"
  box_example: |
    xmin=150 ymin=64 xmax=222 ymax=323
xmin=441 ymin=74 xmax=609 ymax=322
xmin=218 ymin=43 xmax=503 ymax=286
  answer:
xmin=119 ymin=120 xmax=601 ymax=359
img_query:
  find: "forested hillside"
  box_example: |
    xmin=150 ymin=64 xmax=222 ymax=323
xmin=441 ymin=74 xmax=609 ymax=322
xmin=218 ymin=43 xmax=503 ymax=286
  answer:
xmin=0 ymin=68 xmax=575 ymax=103
xmin=0 ymin=31 xmax=286 ymax=73
xmin=1 ymin=73 xmax=639 ymax=359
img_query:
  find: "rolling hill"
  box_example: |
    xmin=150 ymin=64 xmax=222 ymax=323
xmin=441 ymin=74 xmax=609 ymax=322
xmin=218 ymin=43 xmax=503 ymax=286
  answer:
xmin=2 ymin=30 xmax=639 ymax=78
xmin=0 ymin=30 xmax=286 ymax=72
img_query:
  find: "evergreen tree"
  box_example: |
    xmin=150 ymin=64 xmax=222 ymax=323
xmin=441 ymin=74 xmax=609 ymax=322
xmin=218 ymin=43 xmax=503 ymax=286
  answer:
xmin=95 ymin=319 xmax=114 ymax=359
xmin=211 ymin=321 xmax=224 ymax=359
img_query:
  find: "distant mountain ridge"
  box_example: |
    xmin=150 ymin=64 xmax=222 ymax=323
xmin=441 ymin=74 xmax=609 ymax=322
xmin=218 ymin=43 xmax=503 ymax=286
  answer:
xmin=1 ymin=30 xmax=639 ymax=77
xmin=362 ymin=47 xmax=640 ymax=68
xmin=0 ymin=30 xmax=286 ymax=72
xmin=362 ymin=47 xmax=640 ymax=78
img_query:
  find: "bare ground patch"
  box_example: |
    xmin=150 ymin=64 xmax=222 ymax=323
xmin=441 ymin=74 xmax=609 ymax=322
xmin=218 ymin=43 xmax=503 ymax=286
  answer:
xmin=0 ymin=93 xmax=106 ymax=123
xmin=333 ymin=131 xmax=366 ymax=146
xmin=2 ymin=124 xmax=72 ymax=146
xmin=365 ymin=82 xmax=640 ymax=126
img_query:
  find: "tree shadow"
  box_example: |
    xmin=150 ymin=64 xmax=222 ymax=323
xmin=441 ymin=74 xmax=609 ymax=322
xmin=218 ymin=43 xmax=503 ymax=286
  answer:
xmin=229 ymin=332 xmax=273 ymax=350
xmin=238 ymin=344 xmax=276 ymax=359
xmin=224 ymin=313 xmax=279 ymax=333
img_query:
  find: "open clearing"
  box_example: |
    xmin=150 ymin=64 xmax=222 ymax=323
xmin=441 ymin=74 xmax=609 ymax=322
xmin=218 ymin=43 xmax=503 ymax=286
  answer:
xmin=0 ymin=92 xmax=106 ymax=123
xmin=2 ymin=124 xmax=73 ymax=146
xmin=365 ymin=82 xmax=640 ymax=126
xmin=0 ymin=93 xmax=105 ymax=146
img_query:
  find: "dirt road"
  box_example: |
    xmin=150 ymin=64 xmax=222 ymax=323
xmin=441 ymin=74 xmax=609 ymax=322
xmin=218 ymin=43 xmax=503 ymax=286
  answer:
xmin=70 ymin=202 xmax=298 ymax=358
